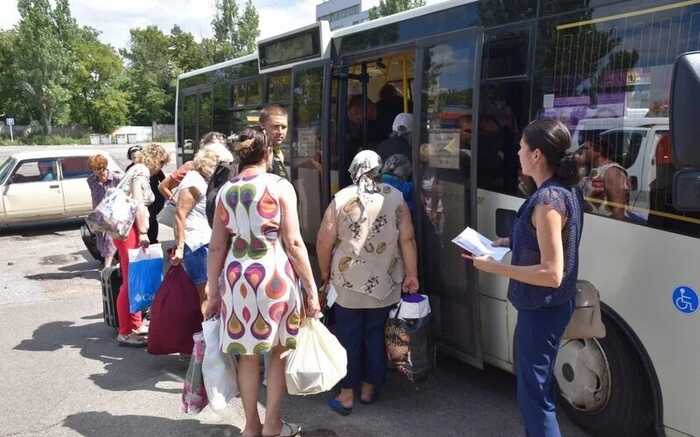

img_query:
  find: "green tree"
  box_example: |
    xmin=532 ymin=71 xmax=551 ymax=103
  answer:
xmin=368 ymin=0 xmax=426 ymax=19
xmin=0 ymin=30 xmax=31 ymax=124
xmin=169 ymin=25 xmax=208 ymax=74
xmin=121 ymin=26 xmax=174 ymax=124
xmin=14 ymin=0 xmax=77 ymax=134
xmin=70 ymin=28 xmax=129 ymax=132
xmin=207 ymin=0 xmax=259 ymax=63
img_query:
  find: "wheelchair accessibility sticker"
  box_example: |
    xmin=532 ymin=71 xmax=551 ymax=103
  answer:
xmin=673 ymin=286 xmax=698 ymax=315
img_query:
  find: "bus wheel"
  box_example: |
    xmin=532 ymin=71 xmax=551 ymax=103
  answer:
xmin=554 ymin=318 xmax=654 ymax=436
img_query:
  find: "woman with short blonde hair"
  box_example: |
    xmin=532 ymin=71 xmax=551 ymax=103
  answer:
xmin=113 ymin=143 xmax=170 ymax=347
xmin=171 ymin=148 xmax=220 ymax=314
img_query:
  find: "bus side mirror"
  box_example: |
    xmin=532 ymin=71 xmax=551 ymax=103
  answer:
xmin=670 ymin=51 xmax=700 ymax=211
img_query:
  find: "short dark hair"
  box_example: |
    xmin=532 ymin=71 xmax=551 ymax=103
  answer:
xmin=236 ymin=125 xmax=270 ymax=171
xmin=200 ymin=131 xmax=226 ymax=146
xmin=259 ymin=104 xmax=288 ymax=125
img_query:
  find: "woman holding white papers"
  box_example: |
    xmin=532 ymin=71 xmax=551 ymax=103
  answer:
xmin=463 ymin=119 xmax=584 ymax=437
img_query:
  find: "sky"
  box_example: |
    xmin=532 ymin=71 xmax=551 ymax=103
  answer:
xmin=0 ymin=0 xmax=445 ymax=50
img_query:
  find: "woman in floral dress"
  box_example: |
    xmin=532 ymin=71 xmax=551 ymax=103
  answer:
xmin=205 ymin=126 xmax=320 ymax=437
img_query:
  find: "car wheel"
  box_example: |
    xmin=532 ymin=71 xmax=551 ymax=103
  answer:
xmin=554 ymin=317 xmax=655 ymax=436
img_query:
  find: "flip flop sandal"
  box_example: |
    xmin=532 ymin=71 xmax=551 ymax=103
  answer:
xmin=327 ymin=398 xmax=352 ymax=416
xmin=262 ymin=421 xmax=302 ymax=437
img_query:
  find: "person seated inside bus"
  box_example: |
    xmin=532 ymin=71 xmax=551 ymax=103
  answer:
xmin=580 ymin=136 xmax=633 ymax=221
xmin=158 ymin=132 xmax=231 ymax=201
xmin=376 ymin=113 xmax=413 ymax=163
xmin=377 ymin=83 xmax=413 ymax=140
xmin=347 ymin=95 xmax=384 ymax=158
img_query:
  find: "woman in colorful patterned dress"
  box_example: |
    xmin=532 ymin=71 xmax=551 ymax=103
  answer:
xmin=205 ymin=126 xmax=320 ymax=437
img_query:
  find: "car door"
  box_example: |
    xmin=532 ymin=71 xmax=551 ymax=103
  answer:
xmin=58 ymin=156 xmax=93 ymax=217
xmin=3 ymin=159 xmax=64 ymax=223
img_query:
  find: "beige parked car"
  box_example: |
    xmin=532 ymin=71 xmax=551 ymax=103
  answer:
xmin=0 ymin=150 xmax=122 ymax=227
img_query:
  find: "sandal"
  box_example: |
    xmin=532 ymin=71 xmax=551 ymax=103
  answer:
xmin=117 ymin=333 xmax=147 ymax=348
xmin=262 ymin=421 xmax=301 ymax=437
xmin=327 ymin=398 xmax=352 ymax=416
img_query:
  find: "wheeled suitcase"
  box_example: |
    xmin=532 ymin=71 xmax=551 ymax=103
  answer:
xmin=102 ymin=264 xmax=121 ymax=329
xmin=81 ymin=223 xmax=104 ymax=263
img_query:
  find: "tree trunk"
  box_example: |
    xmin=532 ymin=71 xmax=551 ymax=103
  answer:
xmin=44 ymin=113 xmax=53 ymax=136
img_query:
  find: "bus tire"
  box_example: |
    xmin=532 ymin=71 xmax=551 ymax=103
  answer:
xmin=554 ymin=315 xmax=654 ymax=436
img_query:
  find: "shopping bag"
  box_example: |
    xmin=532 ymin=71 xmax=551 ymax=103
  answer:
xmin=385 ymin=294 xmax=433 ymax=383
xmin=127 ymin=245 xmax=164 ymax=313
xmin=86 ymin=186 xmax=138 ymax=240
xmin=156 ymin=187 xmax=180 ymax=228
xmin=202 ymin=317 xmax=238 ymax=410
xmin=285 ymin=318 xmax=347 ymax=396
xmin=181 ymin=332 xmax=208 ymax=414
xmin=148 ymin=265 xmax=203 ymax=355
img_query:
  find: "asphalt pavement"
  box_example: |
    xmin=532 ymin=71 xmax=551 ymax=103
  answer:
xmin=0 ymin=221 xmax=590 ymax=437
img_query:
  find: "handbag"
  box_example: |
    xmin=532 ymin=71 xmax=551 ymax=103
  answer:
xmin=147 ymin=265 xmax=203 ymax=355
xmin=157 ymin=187 xmax=180 ymax=228
xmin=86 ymin=176 xmax=138 ymax=240
xmin=562 ymin=280 xmax=606 ymax=339
xmin=127 ymin=244 xmax=164 ymax=313
xmin=285 ymin=318 xmax=347 ymax=396
xmin=385 ymin=294 xmax=433 ymax=383
xmin=202 ymin=317 xmax=238 ymax=410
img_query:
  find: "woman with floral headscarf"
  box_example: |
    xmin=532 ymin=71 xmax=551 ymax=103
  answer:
xmin=316 ymin=150 xmax=419 ymax=415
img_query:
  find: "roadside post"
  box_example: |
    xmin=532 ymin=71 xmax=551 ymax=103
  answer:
xmin=6 ymin=117 xmax=14 ymax=142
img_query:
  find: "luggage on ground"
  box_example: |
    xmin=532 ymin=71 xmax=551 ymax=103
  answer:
xmin=385 ymin=294 xmax=433 ymax=383
xmin=101 ymin=264 xmax=121 ymax=329
xmin=147 ymin=265 xmax=203 ymax=355
xmin=81 ymin=223 xmax=103 ymax=262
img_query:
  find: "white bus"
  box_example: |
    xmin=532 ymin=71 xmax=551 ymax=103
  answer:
xmin=176 ymin=1 xmax=700 ymax=435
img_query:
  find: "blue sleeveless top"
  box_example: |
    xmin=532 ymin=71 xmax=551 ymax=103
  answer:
xmin=507 ymin=178 xmax=584 ymax=311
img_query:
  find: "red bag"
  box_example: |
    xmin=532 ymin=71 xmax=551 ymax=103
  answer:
xmin=148 ymin=265 xmax=203 ymax=355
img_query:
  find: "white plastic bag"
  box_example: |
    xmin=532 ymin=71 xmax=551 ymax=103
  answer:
xmin=202 ymin=317 xmax=238 ymax=410
xmin=285 ymin=318 xmax=347 ymax=396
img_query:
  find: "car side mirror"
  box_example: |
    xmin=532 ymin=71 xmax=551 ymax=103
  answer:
xmin=671 ymin=51 xmax=700 ymax=211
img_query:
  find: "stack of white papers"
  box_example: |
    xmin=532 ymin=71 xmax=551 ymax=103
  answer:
xmin=452 ymin=227 xmax=511 ymax=262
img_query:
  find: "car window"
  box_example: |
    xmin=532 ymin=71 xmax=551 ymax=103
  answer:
xmin=61 ymin=157 xmax=92 ymax=179
xmin=11 ymin=160 xmax=58 ymax=183
xmin=0 ymin=158 xmax=15 ymax=184
xmin=599 ymin=128 xmax=647 ymax=169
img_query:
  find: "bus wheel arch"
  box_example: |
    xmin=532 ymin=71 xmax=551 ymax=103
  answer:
xmin=554 ymin=301 xmax=663 ymax=436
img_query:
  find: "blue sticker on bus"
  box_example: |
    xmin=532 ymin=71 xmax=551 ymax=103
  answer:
xmin=673 ymin=286 xmax=698 ymax=315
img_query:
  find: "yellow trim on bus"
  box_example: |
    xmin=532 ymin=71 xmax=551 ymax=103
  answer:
xmin=585 ymin=197 xmax=700 ymax=225
xmin=556 ymin=0 xmax=700 ymax=31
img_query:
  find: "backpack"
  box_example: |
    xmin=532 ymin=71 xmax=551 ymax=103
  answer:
xmin=205 ymin=162 xmax=234 ymax=227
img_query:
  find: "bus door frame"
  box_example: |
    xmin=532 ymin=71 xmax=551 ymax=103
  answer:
xmin=334 ymin=42 xmax=417 ymax=189
xmin=289 ymin=60 xmax=333 ymax=237
xmin=178 ymin=84 xmax=212 ymax=163
xmin=414 ymin=27 xmax=485 ymax=369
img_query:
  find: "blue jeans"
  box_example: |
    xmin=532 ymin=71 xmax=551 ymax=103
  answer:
xmin=333 ymin=304 xmax=392 ymax=390
xmin=515 ymin=300 xmax=575 ymax=437
xmin=183 ymin=245 xmax=208 ymax=286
